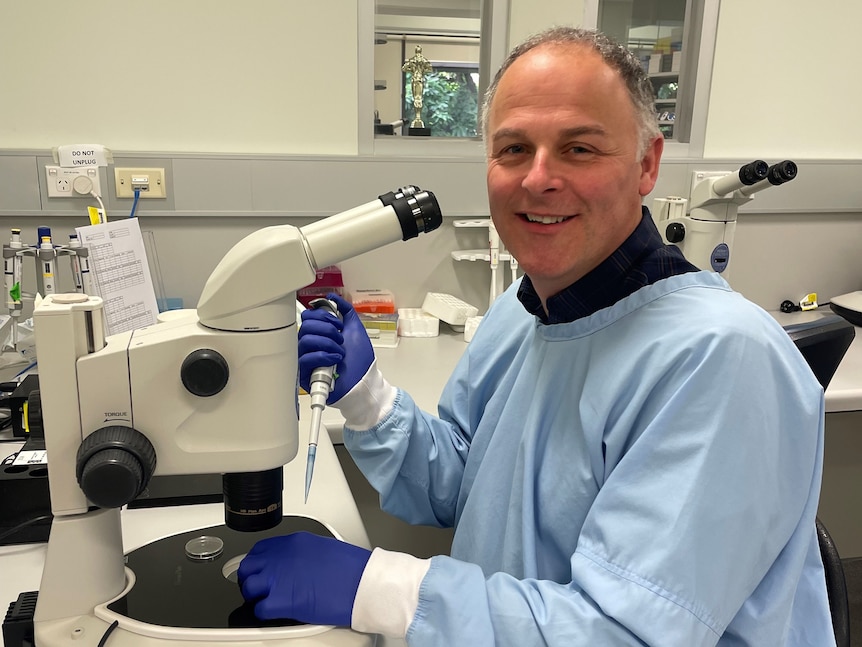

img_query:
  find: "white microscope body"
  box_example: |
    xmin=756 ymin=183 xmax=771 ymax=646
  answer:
xmin=655 ymin=160 xmax=797 ymax=276
xmin=30 ymin=188 xmax=442 ymax=647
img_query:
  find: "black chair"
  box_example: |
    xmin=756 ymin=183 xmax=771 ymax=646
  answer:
xmin=784 ymin=314 xmax=855 ymax=647
xmin=817 ymin=517 xmax=851 ymax=647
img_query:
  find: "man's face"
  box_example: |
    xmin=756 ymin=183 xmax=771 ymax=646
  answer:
xmin=485 ymin=44 xmax=663 ymax=305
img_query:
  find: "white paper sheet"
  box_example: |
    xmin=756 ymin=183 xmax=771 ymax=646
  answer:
xmin=75 ymin=218 xmax=159 ymax=335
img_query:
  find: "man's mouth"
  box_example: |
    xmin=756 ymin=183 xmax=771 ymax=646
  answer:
xmin=521 ymin=213 xmax=573 ymax=224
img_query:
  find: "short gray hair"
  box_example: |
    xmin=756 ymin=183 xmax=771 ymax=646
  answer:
xmin=481 ymin=27 xmax=660 ymax=159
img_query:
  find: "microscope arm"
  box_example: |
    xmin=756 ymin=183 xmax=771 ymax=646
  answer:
xmin=197 ymin=188 xmax=441 ymax=332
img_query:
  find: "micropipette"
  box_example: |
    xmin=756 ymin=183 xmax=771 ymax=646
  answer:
xmin=304 ymin=297 xmax=342 ymax=502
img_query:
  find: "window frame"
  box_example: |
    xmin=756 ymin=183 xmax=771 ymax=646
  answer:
xmin=360 ymin=0 xmax=718 ymax=160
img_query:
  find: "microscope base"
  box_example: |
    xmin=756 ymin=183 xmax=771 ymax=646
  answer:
xmin=34 ymin=516 xmax=375 ymax=647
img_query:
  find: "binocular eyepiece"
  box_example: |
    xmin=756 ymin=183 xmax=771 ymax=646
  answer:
xmin=766 ymin=160 xmax=797 ymax=186
xmin=712 ymin=159 xmax=798 ymax=197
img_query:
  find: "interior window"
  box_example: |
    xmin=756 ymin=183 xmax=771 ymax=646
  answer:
xmin=598 ymin=0 xmax=701 ymax=144
xmin=374 ymin=1 xmax=482 ymax=139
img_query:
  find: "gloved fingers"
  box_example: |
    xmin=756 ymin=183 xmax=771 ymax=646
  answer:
xmin=298 ymin=317 xmax=345 ymax=343
xmin=298 ymin=350 xmax=344 ymax=380
xmin=239 ymin=572 xmax=271 ymax=602
xmin=254 ymin=595 xmax=302 ymax=622
xmin=328 ymin=293 xmax=357 ymax=318
xmin=237 ymin=552 xmax=266 ymax=582
xmin=298 ymin=331 xmax=345 ymax=356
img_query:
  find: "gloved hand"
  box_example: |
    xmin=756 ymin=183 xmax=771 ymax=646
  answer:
xmin=238 ymin=531 xmax=372 ymax=625
xmin=299 ymin=293 xmax=374 ymax=404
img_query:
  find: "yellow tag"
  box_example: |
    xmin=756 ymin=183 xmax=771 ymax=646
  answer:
xmin=87 ymin=206 xmax=101 ymax=225
xmin=800 ymin=293 xmax=818 ymax=311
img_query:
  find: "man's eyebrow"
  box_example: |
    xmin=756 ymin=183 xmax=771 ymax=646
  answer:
xmin=491 ymin=125 xmax=608 ymax=143
xmin=560 ymin=126 xmax=608 ymax=139
xmin=490 ymin=128 xmax=526 ymax=144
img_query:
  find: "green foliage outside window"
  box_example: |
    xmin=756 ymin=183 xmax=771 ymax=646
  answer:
xmin=404 ymin=70 xmax=479 ymax=138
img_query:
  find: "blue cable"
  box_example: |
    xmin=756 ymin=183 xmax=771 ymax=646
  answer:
xmin=14 ymin=360 xmax=37 ymax=378
xmin=129 ymin=188 xmax=141 ymax=218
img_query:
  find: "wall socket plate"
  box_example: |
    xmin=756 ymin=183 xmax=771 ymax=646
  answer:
xmin=115 ymin=167 xmax=167 ymax=198
xmin=45 ymin=166 xmax=102 ymax=198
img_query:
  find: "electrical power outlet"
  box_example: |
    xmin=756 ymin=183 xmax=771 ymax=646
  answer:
xmin=45 ymin=166 xmax=102 ymax=198
xmin=115 ymin=167 xmax=167 ymax=198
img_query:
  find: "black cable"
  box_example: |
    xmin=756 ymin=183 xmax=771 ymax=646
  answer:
xmin=97 ymin=620 xmax=120 ymax=647
xmin=0 ymin=514 xmax=52 ymax=543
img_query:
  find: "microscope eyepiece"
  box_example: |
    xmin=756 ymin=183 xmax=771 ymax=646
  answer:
xmin=378 ymin=185 xmax=420 ymax=206
xmin=391 ymin=190 xmax=443 ymax=240
xmin=767 ymin=160 xmax=797 ymax=185
xmin=738 ymin=160 xmax=769 ymax=185
xmin=710 ymin=160 xmax=769 ymax=196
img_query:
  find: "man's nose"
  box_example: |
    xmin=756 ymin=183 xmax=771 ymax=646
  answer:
xmin=521 ymin=150 xmax=565 ymax=194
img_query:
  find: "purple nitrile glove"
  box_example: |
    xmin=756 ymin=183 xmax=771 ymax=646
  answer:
xmin=298 ymin=293 xmax=374 ymax=404
xmin=238 ymin=531 xmax=372 ymax=626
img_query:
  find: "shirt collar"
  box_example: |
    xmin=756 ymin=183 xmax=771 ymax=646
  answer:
xmin=517 ymin=206 xmax=699 ymax=324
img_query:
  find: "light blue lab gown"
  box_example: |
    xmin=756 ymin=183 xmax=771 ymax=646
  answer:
xmin=344 ymin=271 xmax=835 ymax=646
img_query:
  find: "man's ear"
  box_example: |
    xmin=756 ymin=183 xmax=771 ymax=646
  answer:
xmin=638 ymin=136 xmax=664 ymax=196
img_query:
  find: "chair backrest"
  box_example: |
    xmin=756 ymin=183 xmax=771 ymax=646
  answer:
xmin=816 ymin=517 xmax=851 ymax=647
xmin=784 ymin=315 xmax=855 ymax=647
xmin=783 ymin=315 xmax=855 ymax=389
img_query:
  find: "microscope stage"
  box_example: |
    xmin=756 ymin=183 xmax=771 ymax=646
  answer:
xmin=108 ymin=516 xmax=334 ymax=629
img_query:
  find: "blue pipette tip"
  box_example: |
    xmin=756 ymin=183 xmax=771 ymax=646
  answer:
xmin=304 ymin=444 xmax=317 ymax=503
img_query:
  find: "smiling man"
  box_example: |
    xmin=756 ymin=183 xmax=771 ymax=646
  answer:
xmin=239 ymin=28 xmax=835 ymax=647
xmin=485 ymin=37 xmax=663 ymax=310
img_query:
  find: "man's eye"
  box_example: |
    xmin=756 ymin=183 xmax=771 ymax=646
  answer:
xmin=502 ymin=144 xmax=525 ymax=154
xmin=569 ymin=145 xmax=591 ymax=154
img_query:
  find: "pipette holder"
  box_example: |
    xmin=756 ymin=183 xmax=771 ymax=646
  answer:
xmin=452 ymin=219 xmax=519 ymax=307
xmin=2 ymin=235 xmax=95 ymax=349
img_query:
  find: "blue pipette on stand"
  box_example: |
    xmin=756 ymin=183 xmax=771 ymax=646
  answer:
xmin=304 ymin=298 xmax=341 ymax=503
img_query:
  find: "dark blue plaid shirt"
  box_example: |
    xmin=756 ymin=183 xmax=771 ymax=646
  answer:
xmin=518 ymin=207 xmax=700 ymax=324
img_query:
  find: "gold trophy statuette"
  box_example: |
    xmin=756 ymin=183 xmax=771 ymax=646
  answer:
xmin=402 ymin=45 xmax=433 ymax=134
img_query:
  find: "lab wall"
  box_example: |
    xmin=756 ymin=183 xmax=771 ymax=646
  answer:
xmin=704 ymin=1 xmax=862 ymax=159
xmin=0 ymin=1 xmax=360 ymax=154
xmin=0 ymin=4 xmax=860 ymax=337
xmin=2 ymin=0 xmax=860 ymax=158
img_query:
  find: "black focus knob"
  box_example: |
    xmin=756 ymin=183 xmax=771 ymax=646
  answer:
xmin=181 ymin=349 xmax=229 ymax=397
xmin=26 ymin=389 xmax=44 ymax=438
xmin=76 ymin=426 xmax=157 ymax=508
xmin=665 ymin=222 xmax=686 ymax=244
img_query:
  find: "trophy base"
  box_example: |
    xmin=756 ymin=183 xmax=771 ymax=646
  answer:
xmin=408 ymin=127 xmax=431 ymax=137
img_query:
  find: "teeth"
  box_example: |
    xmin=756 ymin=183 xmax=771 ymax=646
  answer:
xmin=525 ymin=214 xmax=569 ymax=224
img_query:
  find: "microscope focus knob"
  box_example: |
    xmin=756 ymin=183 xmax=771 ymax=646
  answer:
xmin=76 ymin=426 xmax=157 ymax=508
xmin=665 ymin=222 xmax=686 ymax=244
xmin=181 ymin=349 xmax=229 ymax=397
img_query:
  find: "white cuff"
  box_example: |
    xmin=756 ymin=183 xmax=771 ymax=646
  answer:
xmin=333 ymin=358 xmax=397 ymax=430
xmin=351 ymin=548 xmax=431 ymax=637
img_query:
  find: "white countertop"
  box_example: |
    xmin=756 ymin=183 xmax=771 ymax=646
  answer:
xmin=770 ymin=308 xmax=862 ymax=413
xmin=322 ymin=328 xmax=468 ymax=443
